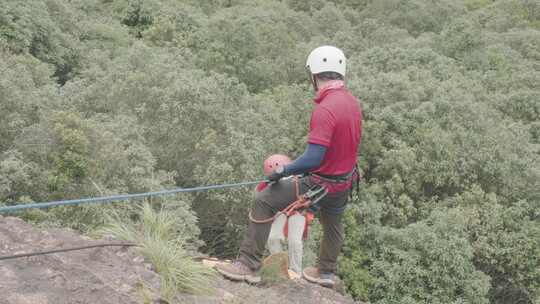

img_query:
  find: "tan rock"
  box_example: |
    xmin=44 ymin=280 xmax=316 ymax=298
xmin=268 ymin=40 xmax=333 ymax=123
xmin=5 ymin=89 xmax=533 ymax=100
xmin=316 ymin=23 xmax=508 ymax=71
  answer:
xmin=6 ymin=293 xmax=48 ymax=304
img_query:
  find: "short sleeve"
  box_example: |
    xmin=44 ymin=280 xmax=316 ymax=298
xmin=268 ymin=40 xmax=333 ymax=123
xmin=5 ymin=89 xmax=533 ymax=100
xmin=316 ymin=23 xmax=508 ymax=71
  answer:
xmin=308 ymin=106 xmax=335 ymax=147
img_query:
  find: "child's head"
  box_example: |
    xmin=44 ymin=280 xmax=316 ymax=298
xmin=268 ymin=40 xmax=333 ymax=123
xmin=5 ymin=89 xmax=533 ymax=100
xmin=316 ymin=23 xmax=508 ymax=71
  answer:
xmin=263 ymin=154 xmax=292 ymax=175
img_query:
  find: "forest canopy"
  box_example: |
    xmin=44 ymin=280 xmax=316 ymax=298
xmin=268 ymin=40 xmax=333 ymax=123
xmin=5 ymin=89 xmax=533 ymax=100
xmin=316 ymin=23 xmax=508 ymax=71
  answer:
xmin=1 ymin=0 xmax=539 ymax=303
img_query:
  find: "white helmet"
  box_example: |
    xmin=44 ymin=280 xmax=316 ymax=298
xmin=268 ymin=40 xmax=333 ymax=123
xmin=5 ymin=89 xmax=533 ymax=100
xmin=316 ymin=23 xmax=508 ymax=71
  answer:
xmin=306 ymin=45 xmax=346 ymax=77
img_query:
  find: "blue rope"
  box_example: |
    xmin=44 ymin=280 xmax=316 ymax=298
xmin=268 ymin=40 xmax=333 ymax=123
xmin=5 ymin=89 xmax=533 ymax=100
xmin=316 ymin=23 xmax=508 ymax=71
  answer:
xmin=0 ymin=180 xmax=265 ymax=213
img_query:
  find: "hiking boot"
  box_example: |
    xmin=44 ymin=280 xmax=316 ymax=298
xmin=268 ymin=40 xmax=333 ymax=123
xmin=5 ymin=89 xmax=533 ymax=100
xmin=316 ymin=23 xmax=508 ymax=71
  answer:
xmin=302 ymin=266 xmax=336 ymax=288
xmin=215 ymin=260 xmax=261 ymax=284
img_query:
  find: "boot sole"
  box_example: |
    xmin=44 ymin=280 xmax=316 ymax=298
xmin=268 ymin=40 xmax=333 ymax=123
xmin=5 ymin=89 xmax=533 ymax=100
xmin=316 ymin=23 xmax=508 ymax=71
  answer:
xmin=216 ymin=267 xmax=244 ymax=281
xmin=304 ymin=277 xmax=335 ymax=288
xmin=303 ymin=268 xmax=335 ymax=288
xmin=216 ymin=267 xmax=261 ymax=284
xmin=245 ymin=274 xmax=261 ymax=284
xmin=318 ymin=279 xmax=335 ymax=288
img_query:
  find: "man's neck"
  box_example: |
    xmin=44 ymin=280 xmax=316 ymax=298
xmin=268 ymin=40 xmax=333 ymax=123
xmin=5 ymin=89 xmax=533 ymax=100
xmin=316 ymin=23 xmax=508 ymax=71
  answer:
xmin=316 ymin=79 xmax=331 ymax=90
xmin=313 ymin=80 xmax=346 ymax=103
xmin=316 ymin=79 xmax=345 ymax=92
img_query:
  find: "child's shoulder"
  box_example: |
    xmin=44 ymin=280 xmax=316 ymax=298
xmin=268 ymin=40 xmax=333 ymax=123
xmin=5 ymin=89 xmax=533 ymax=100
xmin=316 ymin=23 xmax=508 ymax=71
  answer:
xmin=255 ymin=175 xmax=298 ymax=192
xmin=255 ymin=182 xmax=267 ymax=192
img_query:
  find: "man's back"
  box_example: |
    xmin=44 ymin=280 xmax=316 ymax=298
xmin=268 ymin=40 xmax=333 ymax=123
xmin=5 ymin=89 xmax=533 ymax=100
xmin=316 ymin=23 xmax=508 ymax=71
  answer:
xmin=309 ymin=86 xmax=362 ymax=176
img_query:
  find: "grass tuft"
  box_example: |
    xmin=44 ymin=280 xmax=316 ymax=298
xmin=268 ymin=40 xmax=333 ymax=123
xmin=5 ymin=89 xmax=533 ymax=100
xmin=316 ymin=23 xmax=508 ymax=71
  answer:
xmin=100 ymin=202 xmax=215 ymax=301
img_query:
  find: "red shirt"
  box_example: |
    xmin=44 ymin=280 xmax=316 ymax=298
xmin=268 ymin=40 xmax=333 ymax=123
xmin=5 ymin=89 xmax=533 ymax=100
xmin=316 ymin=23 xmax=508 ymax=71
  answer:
xmin=308 ymin=81 xmax=362 ymax=178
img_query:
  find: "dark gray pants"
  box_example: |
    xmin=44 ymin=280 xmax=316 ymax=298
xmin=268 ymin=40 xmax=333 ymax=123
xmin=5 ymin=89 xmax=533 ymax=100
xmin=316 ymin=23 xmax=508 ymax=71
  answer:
xmin=238 ymin=176 xmax=349 ymax=274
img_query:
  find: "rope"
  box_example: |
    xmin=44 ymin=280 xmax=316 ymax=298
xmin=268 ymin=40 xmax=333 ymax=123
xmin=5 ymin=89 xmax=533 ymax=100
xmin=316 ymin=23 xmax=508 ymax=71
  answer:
xmin=0 ymin=180 xmax=264 ymax=213
xmin=249 ymin=177 xmax=312 ymax=224
xmin=0 ymin=242 xmax=138 ymax=261
xmin=248 ymin=198 xmax=311 ymax=224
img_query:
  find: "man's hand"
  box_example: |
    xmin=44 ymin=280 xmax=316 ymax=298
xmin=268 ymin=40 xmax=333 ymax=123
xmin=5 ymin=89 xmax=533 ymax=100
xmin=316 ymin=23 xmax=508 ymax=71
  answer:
xmin=266 ymin=166 xmax=285 ymax=182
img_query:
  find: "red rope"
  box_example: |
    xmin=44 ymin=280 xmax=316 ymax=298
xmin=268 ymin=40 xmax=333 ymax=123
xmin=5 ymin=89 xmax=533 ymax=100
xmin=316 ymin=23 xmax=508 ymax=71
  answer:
xmin=248 ymin=177 xmax=312 ymax=224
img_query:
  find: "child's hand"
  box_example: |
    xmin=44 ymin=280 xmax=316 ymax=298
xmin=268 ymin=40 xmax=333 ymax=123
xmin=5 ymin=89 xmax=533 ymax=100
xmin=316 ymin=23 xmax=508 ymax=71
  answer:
xmin=305 ymin=211 xmax=315 ymax=225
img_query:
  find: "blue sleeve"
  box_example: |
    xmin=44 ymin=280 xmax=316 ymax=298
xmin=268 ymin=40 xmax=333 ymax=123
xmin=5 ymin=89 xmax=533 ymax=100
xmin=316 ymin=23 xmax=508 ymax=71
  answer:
xmin=283 ymin=143 xmax=326 ymax=176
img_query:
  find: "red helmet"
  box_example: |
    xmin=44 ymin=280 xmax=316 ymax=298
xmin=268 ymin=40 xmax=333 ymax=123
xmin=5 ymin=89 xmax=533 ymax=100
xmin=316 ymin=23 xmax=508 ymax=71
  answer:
xmin=263 ymin=154 xmax=292 ymax=175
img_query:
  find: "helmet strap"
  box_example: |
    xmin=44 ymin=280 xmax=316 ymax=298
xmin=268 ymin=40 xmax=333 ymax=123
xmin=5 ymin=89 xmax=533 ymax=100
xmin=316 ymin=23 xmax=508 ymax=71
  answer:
xmin=310 ymin=74 xmax=318 ymax=92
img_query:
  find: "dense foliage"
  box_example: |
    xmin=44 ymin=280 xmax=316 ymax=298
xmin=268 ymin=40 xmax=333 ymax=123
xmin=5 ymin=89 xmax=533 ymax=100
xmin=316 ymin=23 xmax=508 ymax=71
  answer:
xmin=1 ymin=0 xmax=538 ymax=303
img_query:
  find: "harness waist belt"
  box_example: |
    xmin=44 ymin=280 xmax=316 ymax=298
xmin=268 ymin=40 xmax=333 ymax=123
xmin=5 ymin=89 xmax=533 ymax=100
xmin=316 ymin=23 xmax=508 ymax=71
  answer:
xmin=310 ymin=169 xmax=355 ymax=183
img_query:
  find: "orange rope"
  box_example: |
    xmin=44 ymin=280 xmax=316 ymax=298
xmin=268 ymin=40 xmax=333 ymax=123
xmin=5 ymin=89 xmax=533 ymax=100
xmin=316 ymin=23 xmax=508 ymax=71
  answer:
xmin=248 ymin=177 xmax=312 ymax=224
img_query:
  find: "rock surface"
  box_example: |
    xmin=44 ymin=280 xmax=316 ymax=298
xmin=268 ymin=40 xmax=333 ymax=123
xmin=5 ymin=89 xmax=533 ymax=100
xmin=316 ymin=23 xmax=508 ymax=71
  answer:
xmin=0 ymin=216 xmax=161 ymax=304
xmin=175 ymin=276 xmax=358 ymax=304
xmin=0 ymin=215 xmax=357 ymax=304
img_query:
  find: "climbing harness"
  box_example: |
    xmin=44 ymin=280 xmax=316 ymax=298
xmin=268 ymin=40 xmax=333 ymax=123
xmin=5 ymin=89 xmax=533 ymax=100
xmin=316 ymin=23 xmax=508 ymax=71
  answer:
xmin=0 ymin=180 xmax=264 ymax=213
xmin=248 ymin=177 xmax=328 ymax=224
xmin=308 ymin=165 xmax=360 ymax=215
xmin=310 ymin=169 xmax=356 ymax=183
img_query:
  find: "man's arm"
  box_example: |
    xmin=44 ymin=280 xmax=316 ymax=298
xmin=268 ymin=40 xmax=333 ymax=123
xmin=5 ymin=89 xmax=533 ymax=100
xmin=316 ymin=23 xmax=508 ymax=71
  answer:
xmin=266 ymin=143 xmax=326 ymax=182
xmin=284 ymin=143 xmax=326 ymax=175
xmin=267 ymin=105 xmax=333 ymax=182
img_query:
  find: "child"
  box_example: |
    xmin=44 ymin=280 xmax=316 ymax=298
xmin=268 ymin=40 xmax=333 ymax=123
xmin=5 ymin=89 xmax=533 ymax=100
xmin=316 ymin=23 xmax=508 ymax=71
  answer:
xmin=257 ymin=154 xmax=314 ymax=277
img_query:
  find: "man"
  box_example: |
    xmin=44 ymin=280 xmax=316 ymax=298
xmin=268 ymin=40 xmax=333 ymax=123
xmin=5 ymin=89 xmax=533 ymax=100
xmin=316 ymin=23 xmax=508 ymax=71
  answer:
xmin=216 ymin=45 xmax=362 ymax=288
